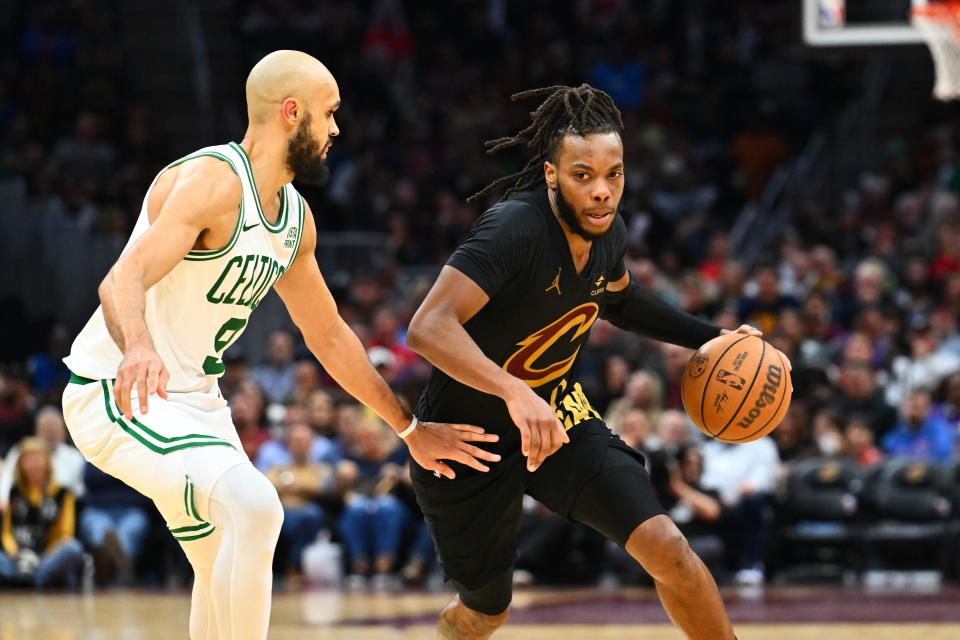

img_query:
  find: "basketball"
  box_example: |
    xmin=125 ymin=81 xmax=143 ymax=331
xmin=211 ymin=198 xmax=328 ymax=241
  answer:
xmin=681 ymin=333 xmax=792 ymax=443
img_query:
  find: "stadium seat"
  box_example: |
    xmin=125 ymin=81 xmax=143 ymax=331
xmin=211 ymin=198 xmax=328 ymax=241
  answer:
xmin=776 ymin=457 xmax=864 ymax=583
xmin=860 ymin=458 xmax=952 ymax=573
xmin=939 ymin=459 xmax=960 ymax=581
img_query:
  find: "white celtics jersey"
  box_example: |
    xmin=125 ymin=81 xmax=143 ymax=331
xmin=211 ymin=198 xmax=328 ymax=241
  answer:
xmin=65 ymin=142 xmax=305 ymax=393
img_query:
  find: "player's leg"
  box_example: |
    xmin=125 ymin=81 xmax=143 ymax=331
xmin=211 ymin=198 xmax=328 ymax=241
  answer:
xmin=409 ymin=454 xmax=526 ymax=639
xmin=437 ymin=571 xmax=512 ymax=639
xmin=207 ymin=462 xmax=283 ymax=640
xmin=564 ymin=444 xmax=735 ymax=640
xmin=178 ymin=527 xmax=221 ymax=640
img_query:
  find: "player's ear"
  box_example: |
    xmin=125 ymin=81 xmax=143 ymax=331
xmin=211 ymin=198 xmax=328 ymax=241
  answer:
xmin=544 ymin=161 xmax=557 ymax=190
xmin=282 ymin=98 xmax=300 ymax=125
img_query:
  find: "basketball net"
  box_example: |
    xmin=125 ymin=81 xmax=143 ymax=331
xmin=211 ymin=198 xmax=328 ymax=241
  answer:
xmin=913 ymin=0 xmax=960 ymax=100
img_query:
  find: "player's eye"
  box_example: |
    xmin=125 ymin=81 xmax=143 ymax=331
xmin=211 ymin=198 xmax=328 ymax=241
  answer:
xmin=609 ymin=171 xmax=623 ymax=178
xmin=574 ymin=172 xmax=589 ymax=180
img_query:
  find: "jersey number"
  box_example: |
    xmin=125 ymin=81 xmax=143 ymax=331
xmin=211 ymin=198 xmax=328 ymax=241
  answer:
xmin=202 ymin=317 xmax=248 ymax=375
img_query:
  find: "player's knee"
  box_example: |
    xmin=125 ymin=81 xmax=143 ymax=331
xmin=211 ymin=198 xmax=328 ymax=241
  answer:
xmin=626 ymin=515 xmax=696 ymax=583
xmin=214 ymin=465 xmax=284 ymax=539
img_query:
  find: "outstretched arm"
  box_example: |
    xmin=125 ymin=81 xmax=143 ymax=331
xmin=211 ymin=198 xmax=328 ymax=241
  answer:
xmin=602 ymin=273 xmax=722 ymax=349
xmin=274 ymin=201 xmax=499 ymax=479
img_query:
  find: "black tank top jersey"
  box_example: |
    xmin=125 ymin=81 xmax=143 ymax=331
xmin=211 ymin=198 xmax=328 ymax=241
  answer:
xmin=416 ymin=188 xmax=627 ymax=457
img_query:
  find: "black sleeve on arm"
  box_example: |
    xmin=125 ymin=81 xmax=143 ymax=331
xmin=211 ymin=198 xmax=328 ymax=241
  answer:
xmin=602 ymin=281 xmax=722 ymax=350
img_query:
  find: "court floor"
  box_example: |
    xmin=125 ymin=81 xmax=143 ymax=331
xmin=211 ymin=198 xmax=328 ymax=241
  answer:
xmin=1 ymin=585 xmax=959 ymax=639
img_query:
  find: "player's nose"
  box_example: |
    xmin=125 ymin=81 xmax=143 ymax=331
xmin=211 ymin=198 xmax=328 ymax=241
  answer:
xmin=592 ymin=183 xmax=611 ymax=202
xmin=329 ymin=116 xmax=339 ymax=137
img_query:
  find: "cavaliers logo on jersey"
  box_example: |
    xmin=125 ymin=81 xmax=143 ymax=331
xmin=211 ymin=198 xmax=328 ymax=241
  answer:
xmin=503 ymin=302 xmax=599 ymax=388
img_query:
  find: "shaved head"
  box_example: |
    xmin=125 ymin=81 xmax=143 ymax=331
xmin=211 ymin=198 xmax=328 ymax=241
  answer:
xmin=245 ymin=50 xmax=341 ymax=185
xmin=246 ymin=50 xmax=336 ymax=124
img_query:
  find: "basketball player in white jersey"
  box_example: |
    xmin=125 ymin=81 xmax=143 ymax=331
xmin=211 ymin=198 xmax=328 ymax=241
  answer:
xmin=61 ymin=50 xmax=501 ymax=640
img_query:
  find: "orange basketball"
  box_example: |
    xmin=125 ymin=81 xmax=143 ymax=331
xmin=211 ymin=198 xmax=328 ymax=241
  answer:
xmin=681 ymin=332 xmax=792 ymax=443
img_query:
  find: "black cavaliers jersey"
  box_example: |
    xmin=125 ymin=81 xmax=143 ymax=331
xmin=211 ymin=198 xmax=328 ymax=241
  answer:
xmin=416 ymin=188 xmax=627 ymax=457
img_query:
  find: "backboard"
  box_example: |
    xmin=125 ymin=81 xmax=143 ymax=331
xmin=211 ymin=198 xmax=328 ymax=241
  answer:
xmin=803 ymin=0 xmax=926 ymax=45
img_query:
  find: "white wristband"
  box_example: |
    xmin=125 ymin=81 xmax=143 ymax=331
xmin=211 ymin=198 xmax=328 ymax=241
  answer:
xmin=398 ymin=415 xmax=419 ymax=439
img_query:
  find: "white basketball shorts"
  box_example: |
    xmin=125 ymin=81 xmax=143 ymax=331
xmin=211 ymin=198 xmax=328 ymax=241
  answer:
xmin=62 ymin=373 xmax=248 ymax=543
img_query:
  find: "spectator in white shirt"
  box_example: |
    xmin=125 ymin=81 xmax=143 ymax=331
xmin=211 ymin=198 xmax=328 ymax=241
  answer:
xmin=700 ymin=436 xmax=780 ymax=586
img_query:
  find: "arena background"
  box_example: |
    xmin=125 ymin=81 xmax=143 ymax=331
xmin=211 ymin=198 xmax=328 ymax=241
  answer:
xmin=1 ymin=1 xmax=960 ymax=638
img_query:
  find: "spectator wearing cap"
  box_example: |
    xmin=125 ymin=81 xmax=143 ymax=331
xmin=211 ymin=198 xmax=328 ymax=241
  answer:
xmin=882 ymin=389 xmax=953 ymax=461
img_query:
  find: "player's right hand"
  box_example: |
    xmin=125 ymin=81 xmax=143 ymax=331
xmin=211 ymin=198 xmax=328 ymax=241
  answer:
xmin=404 ymin=421 xmax=501 ymax=479
xmin=503 ymin=380 xmax=569 ymax=472
xmin=115 ymin=341 xmax=169 ymax=419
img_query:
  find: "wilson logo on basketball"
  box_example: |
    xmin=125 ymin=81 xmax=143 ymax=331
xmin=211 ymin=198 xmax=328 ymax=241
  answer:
xmin=735 ymin=364 xmax=783 ymax=430
xmin=503 ymin=303 xmax=599 ymax=388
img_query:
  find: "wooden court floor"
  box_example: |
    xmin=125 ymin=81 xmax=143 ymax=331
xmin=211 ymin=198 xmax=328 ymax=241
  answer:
xmin=1 ymin=586 xmax=959 ymax=639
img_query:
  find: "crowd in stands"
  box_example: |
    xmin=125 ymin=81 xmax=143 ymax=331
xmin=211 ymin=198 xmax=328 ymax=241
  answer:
xmin=2 ymin=0 xmax=960 ymax=591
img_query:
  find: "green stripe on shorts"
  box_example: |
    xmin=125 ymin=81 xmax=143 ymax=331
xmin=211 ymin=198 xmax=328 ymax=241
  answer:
xmin=99 ymin=381 xmax=235 ymax=454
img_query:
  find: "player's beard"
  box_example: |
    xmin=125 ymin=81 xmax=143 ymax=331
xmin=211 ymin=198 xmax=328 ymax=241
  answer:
xmin=286 ymin=112 xmax=330 ymax=186
xmin=553 ymin=182 xmax=612 ymax=241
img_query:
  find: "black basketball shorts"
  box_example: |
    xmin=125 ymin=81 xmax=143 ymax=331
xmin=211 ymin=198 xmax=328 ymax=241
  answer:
xmin=410 ymin=419 xmax=666 ymax=616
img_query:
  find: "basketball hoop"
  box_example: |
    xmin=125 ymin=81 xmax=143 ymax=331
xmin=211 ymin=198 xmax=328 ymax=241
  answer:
xmin=913 ymin=0 xmax=960 ymax=100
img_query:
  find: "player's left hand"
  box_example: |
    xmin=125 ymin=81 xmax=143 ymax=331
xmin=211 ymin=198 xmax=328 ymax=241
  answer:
xmin=720 ymin=324 xmax=792 ymax=370
xmin=405 ymin=422 xmax=501 ymax=480
xmin=720 ymin=324 xmax=763 ymax=337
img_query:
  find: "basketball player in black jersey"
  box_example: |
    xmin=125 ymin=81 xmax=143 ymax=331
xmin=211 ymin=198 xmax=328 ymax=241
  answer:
xmin=407 ymin=85 xmax=770 ymax=639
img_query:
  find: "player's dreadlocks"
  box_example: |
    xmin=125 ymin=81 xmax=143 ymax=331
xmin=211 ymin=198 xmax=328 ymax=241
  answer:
xmin=468 ymin=84 xmax=623 ymax=203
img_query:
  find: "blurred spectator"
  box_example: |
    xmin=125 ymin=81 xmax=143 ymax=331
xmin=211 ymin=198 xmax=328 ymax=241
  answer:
xmin=771 ymin=405 xmax=816 ymax=463
xmin=80 ymin=464 xmax=151 ymax=586
xmin=811 ymin=409 xmax=846 ymax=457
xmin=292 ymin=361 xmax=323 ymax=406
xmin=829 ymin=361 xmax=898 ymax=439
xmin=230 ymin=392 xmax=269 ymax=462
xmin=700 ymin=436 xmax=780 ymax=585
xmin=0 ymin=438 xmax=83 ymax=587
xmin=1 ymin=406 xmax=85 ymax=509
xmin=0 ymin=368 xmax=34 ymax=455
xmin=932 ymin=371 xmax=960 ymax=441
xmin=885 ymin=325 xmax=960 ymax=408
xmin=659 ymin=344 xmax=693 ymax=410
xmin=736 ymin=264 xmax=799 ymax=335
xmin=305 ymin=389 xmax=339 ymax=441
xmin=606 ymin=370 xmax=664 ymax=430
xmin=251 ymin=330 xmax=297 ymax=404
xmin=881 ymin=389 xmax=953 ymax=461
xmin=266 ymin=423 xmax=334 ymax=580
xmin=663 ymin=445 xmax=725 ymax=573
xmin=614 ymin=408 xmax=657 ymax=453
xmin=255 ymin=409 xmax=341 ymax=473
xmin=338 ymin=413 xmax=409 ymax=589
xmin=845 ymin=416 xmax=884 ymax=467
